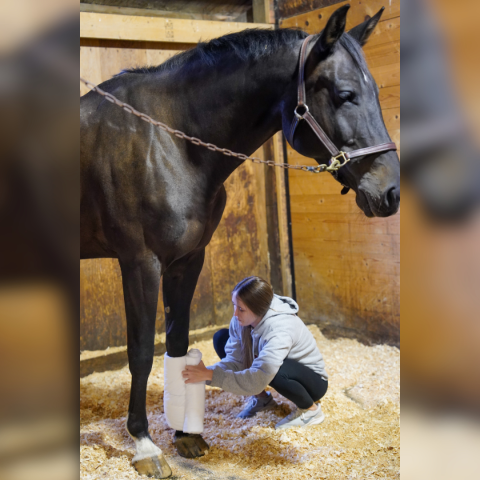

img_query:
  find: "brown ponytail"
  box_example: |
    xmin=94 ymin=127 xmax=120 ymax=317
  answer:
xmin=232 ymin=276 xmax=274 ymax=369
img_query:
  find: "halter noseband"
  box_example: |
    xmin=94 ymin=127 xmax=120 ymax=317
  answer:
xmin=287 ymin=35 xmax=397 ymax=184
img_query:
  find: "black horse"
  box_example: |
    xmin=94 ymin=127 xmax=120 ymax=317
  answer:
xmin=80 ymin=5 xmax=399 ymax=478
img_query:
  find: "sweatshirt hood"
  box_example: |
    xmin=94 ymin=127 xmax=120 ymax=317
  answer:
xmin=252 ymin=294 xmax=299 ymax=333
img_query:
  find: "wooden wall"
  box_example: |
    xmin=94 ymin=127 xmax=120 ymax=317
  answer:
xmin=276 ymin=0 xmax=341 ymax=20
xmin=81 ymin=0 xmax=253 ymax=23
xmin=280 ymin=0 xmax=400 ymax=345
xmin=80 ymin=14 xmax=291 ymax=351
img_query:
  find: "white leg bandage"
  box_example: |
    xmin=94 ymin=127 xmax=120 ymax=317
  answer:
xmin=164 ymin=349 xmax=205 ymax=434
xmin=163 ymin=354 xmax=187 ymax=431
xmin=184 ymin=349 xmax=206 ymax=433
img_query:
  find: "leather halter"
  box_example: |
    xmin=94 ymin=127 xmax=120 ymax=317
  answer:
xmin=287 ymin=35 xmax=397 ymax=176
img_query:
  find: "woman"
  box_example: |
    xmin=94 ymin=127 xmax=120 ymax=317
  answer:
xmin=182 ymin=276 xmax=328 ymax=430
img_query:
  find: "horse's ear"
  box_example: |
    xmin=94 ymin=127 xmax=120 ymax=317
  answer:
xmin=314 ymin=4 xmax=350 ymax=53
xmin=348 ymin=7 xmax=384 ymax=46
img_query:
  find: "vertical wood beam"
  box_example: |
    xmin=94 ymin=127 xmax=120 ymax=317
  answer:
xmin=253 ymin=1 xmax=291 ymax=295
xmin=253 ymin=0 xmax=272 ymax=24
xmin=254 ymin=1 xmax=290 ymax=295
xmin=263 ymin=138 xmax=283 ymax=294
xmin=273 ymin=132 xmax=293 ymax=297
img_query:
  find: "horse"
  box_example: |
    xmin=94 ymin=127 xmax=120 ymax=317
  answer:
xmin=80 ymin=5 xmax=400 ymax=478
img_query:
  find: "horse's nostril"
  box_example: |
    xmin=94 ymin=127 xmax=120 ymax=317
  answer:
xmin=385 ymin=185 xmax=400 ymax=208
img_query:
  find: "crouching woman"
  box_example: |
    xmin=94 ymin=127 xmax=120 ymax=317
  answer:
xmin=182 ymin=276 xmax=328 ymax=430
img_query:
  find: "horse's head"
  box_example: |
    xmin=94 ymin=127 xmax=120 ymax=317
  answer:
xmin=282 ymin=5 xmax=400 ymax=218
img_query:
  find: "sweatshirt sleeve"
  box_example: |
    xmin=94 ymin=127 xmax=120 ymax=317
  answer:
xmin=207 ymin=330 xmax=294 ymax=396
xmin=205 ymin=319 xmax=244 ymax=385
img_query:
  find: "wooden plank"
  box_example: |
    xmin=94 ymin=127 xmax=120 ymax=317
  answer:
xmin=253 ymin=0 xmax=274 ymax=24
xmin=295 ymin=270 xmax=400 ymax=298
xmin=295 ymin=254 xmax=399 ymax=277
xmin=292 ymin=222 xmax=398 ymax=244
xmin=382 ymin=107 xmax=400 ymax=133
xmin=273 ymin=132 xmax=293 ymax=297
xmin=292 ymin=236 xmax=398 ymax=257
xmin=264 ymin=155 xmax=283 ymax=293
xmin=378 ymin=85 xmax=400 ymax=110
xmin=316 ymin=271 xmax=400 ymax=289
xmin=288 ymin=173 xmax=347 ymax=195
xmin=277 ymin=0 xmax=338 ymax=20
xmin=80 ymin=12 xmax=273 ymax=43
xmin=287 ymin=177 xmax=400 ymax=222
xmin=288 ymin=193 xmax=376 ymax=214
xmin=80 ymin=39 xmax=188 ymax=96
xmin=286 ymin=206 xmax=399 ymax=234
xmin=293 ymin=253 xmax=400 ymax=284
xmin=80 ymin=2 xmax=250 ymax=23
xmin=292 ymin=226 xmax=398 ymax=247
xmin=279 ymin=0 xmax=399 ymax=31
xmin=80 ymin=41 xmax=103 ymax=96
xmin=371 ymin=61 xmax=400 ymax=89
xmin=364 ymin=40 xmax=400 ymax=69
xmin=290 ymin=193 xmax=363 ymax=217
xmin=252 ymin=151 xmax=271 ymax=282
xmin=289 ymin=210 xmax=397 ymax=235
xmin=80 ymin=258 xmax=128 ymax=351
xmin=80 ymin=38 xmax=195 ymax=50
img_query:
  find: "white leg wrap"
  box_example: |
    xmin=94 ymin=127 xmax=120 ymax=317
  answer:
xmin=164 ymin=354 xmax=187 ymax=431
xmin=164 ymin=349 xmax=205 ymax=434
xmin=184 ymin=349 xmax=206 ymax=434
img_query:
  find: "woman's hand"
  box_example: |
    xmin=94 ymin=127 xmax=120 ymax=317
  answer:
xmin=182 ymin=360 xmax=213 ymax=384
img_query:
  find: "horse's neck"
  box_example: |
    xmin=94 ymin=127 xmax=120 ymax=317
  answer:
xmin=162 ymin=48 xmax=298 ymax=181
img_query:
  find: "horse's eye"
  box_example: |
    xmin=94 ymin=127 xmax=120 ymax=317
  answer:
xmin=338 ymin=91 xmax=354 ymax=102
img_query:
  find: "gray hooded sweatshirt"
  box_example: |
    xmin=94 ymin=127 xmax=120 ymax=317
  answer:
xmin=205 ymin=294 xmax=328 ymax=396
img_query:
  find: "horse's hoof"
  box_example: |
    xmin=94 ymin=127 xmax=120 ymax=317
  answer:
xmin=133 ymin=455 xmax=172 ymax=478
xmin=173 ymin=432 xmax=210 ymax=459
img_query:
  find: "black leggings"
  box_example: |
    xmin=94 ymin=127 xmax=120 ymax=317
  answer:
xmin=213 ymin=328 xmax=328 ymax=409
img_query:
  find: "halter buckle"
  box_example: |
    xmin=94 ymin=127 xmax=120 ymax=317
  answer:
xmin=294 ymin=104 xmax=309 ymax=120
xmin=326 ymin=151 xmax=350 ymax=172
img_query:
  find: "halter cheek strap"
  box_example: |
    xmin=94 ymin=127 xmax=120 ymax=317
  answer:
xmin=287 ymin=35 xmax=397 ymax=175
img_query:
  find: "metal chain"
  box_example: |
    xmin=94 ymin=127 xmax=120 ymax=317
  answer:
xmin=80 ymin=77 xmax=332 ymax=174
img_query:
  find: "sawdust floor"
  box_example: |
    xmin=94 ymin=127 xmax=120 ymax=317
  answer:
xmin=80 ymin=326 xmax=399 ymax=479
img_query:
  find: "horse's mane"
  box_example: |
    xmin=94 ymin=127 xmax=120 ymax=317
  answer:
xmin=120 ymin=28 xmax=308 ymax=75
xmin=120 ymin=27 xmax=367 ymax=77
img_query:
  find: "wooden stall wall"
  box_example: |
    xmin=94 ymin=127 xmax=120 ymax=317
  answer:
xmin=80 ymin=16 xmax=279 ymax=351
xmin=280 ymin=0 xmax=400 ymax=345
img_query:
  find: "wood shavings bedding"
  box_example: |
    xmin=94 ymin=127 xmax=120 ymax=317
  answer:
xmin=81 ymin=325 xmax=399 ymax=479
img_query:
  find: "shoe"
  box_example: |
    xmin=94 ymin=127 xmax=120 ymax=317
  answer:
xmin=237 ymin=392 xmax=277 ymax=419
xmin=275 ymin=403 xmax=325 ymax=430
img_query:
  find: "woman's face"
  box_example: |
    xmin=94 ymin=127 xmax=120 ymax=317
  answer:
xmin=232 ymin=292 xmax=261 ymax=328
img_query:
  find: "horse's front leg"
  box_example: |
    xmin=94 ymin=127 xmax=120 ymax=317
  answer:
xmin=162 ymin=248 xmax=210 ymax=459
xmin=119 ymin=251 xmax=172 ymax=478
